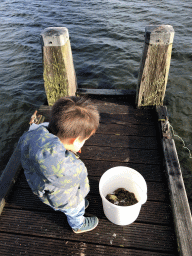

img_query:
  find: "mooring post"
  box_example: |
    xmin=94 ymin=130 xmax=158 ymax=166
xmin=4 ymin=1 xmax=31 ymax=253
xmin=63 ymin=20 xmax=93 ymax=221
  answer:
xmin=136 ymin=25 xmax=174 ymax=107
xmin=41 ymin=27 xmax=77 ymax=106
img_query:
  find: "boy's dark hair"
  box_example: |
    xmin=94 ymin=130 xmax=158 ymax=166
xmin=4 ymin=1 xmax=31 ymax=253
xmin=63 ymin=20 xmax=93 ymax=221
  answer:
xmin=48 ymin=96 xmax=100 ymax=140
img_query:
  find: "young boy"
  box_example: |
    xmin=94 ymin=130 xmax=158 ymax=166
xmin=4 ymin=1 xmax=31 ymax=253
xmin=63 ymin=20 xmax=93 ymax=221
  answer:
xmin=19 ymin=96 xmax=100 ymax=233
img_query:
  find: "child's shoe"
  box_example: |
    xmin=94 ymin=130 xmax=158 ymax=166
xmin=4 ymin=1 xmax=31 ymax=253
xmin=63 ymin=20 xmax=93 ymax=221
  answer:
xmin=72 ymin=216 xmax=99 ymax=234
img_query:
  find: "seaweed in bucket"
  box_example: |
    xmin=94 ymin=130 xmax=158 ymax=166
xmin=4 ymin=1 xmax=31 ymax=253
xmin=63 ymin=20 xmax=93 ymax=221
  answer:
xmin=106 ymin=188 xmax=138 ymax=206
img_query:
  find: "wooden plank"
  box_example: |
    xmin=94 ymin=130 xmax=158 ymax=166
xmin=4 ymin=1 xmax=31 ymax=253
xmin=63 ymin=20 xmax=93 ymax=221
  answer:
xmin=47 ymin=100 xmax=155 ymax=115
xmin=77 ymin=88 xmax=136 ymax=96
xmin=88 ymin=177 xmax=168 ymax=202
xmin=0 ymin=233 xmax=176 ymax=256
xmin=5 ymin=186 xmax=172 ymax=225
xmin=9 ymin=173 xmax=169 ymax=203
xmin=15 ymin=163 xmax=163 ymax=190
xmin=96 ymin=101 xmax=154 ymax=115
xmin=99 ymin=112 xmax=155 ymax=126
xmin=9 ymin=172 xmax=169 ymax=206
xmin=97 ymin=123 xmax=157 ymax=137
xmin=37 ymin=105 xmax=156 ymax=125
xmin=0 ymin=208 xmax=177 ymax=253
xmin=156 ymin=106 xmax=192 ymax=256
xmin=83 ymin=160 xmax=163 ymax=181
xmin=89 ymin=178 xmax=168 ymax=202
xmin=80 ymin=145 xmax=161 ymax=165
xmin=86 ymin=134 xmax=158 ymax=150
xmin=15 ymin=170 xmax=168 ymax=202
xmin=38 ymin=99 xmax=155 ymax=117
xmin=17 ymin=177 xmax=169 ymax=202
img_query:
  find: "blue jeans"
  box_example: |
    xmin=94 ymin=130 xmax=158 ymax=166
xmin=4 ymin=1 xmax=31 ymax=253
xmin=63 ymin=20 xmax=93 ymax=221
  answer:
xmin=51 ymin=199 xmax=85 ymax=229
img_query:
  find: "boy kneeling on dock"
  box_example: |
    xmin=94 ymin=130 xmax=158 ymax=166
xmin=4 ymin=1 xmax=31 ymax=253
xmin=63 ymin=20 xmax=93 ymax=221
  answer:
xmin=19 ymin=96 xmax=100 ymax=233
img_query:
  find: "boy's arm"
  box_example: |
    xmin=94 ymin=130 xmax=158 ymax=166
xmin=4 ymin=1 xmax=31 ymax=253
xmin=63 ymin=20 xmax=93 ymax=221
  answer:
xmin=41 ymin=149 xmax=89 ymax=189
xmin=45 ymin=156 xmax=90 ymax=209
xmin=78 ymin=164 xmax=90 ymax=196
xmin=64 ymin=162 xmax=90 ymax=209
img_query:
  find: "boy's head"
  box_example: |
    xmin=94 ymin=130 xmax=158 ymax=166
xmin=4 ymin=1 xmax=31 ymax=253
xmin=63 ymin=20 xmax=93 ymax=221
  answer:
xmin=48 ymin=96 xmax=100 ymax=152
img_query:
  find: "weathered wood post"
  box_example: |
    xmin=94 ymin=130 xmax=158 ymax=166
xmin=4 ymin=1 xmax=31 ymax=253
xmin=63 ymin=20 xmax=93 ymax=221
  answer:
xmin=41 ymin=27 xmax=77 ymax=106
xmin=136 ymin=25 xmax=174 ymax=107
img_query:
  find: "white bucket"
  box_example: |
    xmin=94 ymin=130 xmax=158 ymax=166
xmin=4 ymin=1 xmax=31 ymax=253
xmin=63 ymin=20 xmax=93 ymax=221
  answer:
xmin=99 ymin=166 xmax=147 ymax=225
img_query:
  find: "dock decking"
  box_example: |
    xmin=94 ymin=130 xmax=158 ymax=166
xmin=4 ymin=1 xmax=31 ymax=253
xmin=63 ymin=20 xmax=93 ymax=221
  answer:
xmin=0 ymin=96 xmax=181 ymax=255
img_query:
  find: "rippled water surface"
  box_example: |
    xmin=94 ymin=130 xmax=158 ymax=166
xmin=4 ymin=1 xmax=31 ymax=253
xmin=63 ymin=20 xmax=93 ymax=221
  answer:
xmin=0 ymin=0 xmax=192 ymax=208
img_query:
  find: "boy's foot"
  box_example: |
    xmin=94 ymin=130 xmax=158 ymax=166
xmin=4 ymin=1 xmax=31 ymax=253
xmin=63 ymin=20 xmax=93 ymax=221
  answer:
xmin=85 ymin=198 xmax=89 ymax=209
xmin=72 ymin=216 xmax=99 ymax=234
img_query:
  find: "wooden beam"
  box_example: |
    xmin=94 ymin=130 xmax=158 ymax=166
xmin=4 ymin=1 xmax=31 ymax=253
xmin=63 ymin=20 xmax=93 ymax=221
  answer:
xmin=0 ymin=111 xmax=44 ymax=215
xmin=156 ymin=106 xmax=192 ymax=256
xmin=41 ymin=27 xmax=77 ymax=106
xmin=137 ymin=25 xmax=174 ymax=107
xmin=77 ymin=88 xmax=136 ymax=96
xmin=0 ymin=143 xmax=21 ymax=214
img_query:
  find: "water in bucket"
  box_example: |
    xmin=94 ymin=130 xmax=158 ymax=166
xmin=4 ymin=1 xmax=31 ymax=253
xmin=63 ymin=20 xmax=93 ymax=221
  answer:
xmin=99 ymin=166 xmax=147 ymax=226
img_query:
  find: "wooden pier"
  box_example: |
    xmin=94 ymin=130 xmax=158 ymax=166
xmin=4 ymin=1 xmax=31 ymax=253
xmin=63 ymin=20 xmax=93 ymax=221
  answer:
xmin=0 ymin=25 xmax=192 ymax=255
xmin=0 ymin=96 xmax=179 ymax=255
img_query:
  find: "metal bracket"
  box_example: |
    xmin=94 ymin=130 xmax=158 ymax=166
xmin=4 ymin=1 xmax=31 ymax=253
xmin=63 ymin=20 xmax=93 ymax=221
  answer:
xmin=29 ymin=110 xmax=44 ymax=125
xmin=161 ymin=117 xmax=171 ymax=139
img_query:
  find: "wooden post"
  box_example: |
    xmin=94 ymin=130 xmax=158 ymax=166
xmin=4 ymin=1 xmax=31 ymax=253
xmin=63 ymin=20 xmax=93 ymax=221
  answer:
xmin=41 ymin=27 xmax=77 ymax=106
xmin=136 ymin=25 xmax=174 ymax=107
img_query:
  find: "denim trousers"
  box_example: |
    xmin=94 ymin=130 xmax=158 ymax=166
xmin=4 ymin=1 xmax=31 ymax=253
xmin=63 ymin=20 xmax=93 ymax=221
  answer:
xmin=51 ymin=199 xmax=85 ymax=229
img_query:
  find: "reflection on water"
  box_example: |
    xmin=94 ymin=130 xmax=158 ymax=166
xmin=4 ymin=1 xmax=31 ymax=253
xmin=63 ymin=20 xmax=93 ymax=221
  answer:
xmin=0 ymin=0 xmax=192 ymax=208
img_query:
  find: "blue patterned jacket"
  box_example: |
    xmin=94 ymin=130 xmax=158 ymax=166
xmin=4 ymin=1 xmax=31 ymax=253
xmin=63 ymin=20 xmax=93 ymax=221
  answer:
xmin=19 ymin=123 xmax=90 ymax=210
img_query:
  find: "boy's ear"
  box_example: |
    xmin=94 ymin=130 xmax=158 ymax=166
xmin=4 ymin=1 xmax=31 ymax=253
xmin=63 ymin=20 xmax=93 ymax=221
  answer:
xmin=68 ymin=138 xmax=76 ymax=145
